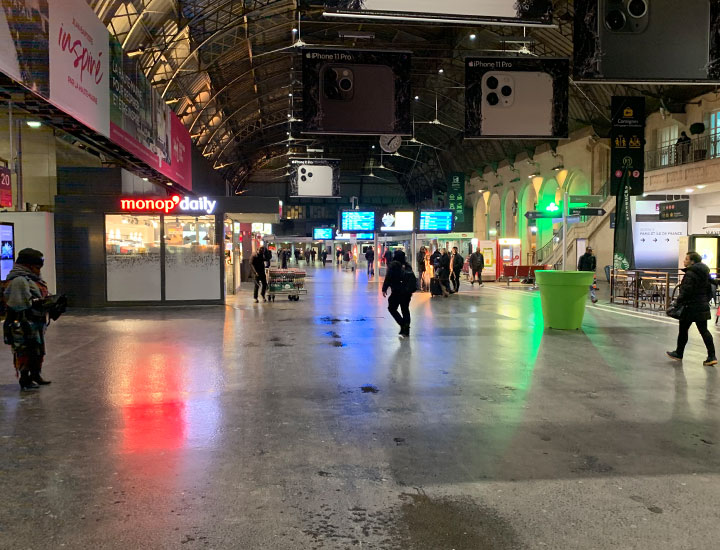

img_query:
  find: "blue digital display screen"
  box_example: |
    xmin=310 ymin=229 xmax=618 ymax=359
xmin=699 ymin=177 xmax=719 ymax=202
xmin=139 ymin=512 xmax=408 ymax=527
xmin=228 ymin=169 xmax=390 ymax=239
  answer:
xmin=419 ymin=210 xmax=453 ymax=232
xmin=341 ymin=211 xmax=375 ymax=232
xmin=335 ymin=232 xmax=374 ymax=240
xmin=313 ymin=227 xmax=334 ymax=240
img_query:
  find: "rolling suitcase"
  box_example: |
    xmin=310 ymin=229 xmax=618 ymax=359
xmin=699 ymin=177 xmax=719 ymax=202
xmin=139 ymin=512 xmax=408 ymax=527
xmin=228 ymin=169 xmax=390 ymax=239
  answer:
xmin=430 ymin=277 xmax=443 ymax=297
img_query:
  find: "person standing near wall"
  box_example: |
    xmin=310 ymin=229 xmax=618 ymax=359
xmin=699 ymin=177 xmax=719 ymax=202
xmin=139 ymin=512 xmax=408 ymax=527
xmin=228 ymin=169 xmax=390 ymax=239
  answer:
xmin=417 ymin=246 xmax=427 ymax=291
xmin=469 ymin=247 xmax=485 ymax=286
xmin=4 ymin=249 xmax=57 ymax=390
xmin=667 ymin=252 xmax=717 ymax=366
xmin=577 ymin=246 xmax=598 ymax=303
xmin=365 ymin=246 xmax=375 ymax=277
xmin=450 ymin=246 xmax=464 ymax=293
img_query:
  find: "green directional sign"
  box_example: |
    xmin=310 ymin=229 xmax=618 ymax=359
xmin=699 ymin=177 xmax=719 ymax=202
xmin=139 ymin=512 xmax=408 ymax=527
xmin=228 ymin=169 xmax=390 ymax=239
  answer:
xmin=569 ymin=207 xmax=606 ymax=217
xmin=525 ymin=210 xmax=558 ymax=220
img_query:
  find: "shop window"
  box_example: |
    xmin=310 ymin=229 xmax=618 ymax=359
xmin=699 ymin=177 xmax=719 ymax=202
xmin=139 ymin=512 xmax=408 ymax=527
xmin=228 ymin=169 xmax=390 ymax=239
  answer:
xmin=164 ymin=215 xmax=221 ymax=300
xmin=285 ymin=205 xmax=305 ymax=220
xmin=106 ymin=214 xmax=162 ymax=301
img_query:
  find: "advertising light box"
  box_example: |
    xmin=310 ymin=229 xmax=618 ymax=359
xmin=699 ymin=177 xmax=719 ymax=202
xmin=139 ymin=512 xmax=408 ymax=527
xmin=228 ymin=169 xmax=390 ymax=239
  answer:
xmin=341 ymin=211 xmax=375 ymax=232
xmin=313 ymin=227 xmax=334 ymax=240
xmin=379 ymin=211 xmax=414 ymax=232
xmin=335 ymin=232 xmax=374 ymax=240
xmin=418 ymin=210 xmax=454 ymax=233
xmin=0 ymin=222 xmax=14 ymax=281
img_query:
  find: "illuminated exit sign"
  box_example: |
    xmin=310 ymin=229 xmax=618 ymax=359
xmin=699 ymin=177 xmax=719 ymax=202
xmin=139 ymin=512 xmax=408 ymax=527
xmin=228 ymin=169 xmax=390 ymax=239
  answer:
xmin=120 ymin=195 xmax=217 ymax=214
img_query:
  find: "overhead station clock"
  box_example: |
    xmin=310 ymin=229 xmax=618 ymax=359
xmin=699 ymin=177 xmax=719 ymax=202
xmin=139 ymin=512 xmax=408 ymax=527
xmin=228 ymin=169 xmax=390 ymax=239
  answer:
xmin=379 ymin=135 xmax=402 ymax=153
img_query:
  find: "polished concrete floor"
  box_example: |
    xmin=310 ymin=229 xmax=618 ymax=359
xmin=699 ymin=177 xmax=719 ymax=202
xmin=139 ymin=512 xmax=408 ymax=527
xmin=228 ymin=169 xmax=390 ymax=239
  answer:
xmin=2 ymin=266 xmax=720 ymax=549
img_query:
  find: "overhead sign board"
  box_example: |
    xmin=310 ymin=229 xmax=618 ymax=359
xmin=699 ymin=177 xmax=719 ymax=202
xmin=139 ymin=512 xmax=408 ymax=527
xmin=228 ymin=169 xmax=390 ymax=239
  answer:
xmin=659 ymin=200 xmax=689 ymax=221
xmin=418 ymin=210 xmax=453 ymax=233
xmin=340 ymin=210 xmax=375 ymax=232
xmin=313 ymin=227 xmax=334 ymax=240
xmin=610 ymin=96 xmax=645 ymax=196
xmin=379 ymin=210 xmax=414 ymax=232
xmin=448 ymin=172 xmax=465 ymax=223
xmin=524 ymin=210 xmax=557 ymax=220
xmin=569 ymin=207 xmax=606 ymax=217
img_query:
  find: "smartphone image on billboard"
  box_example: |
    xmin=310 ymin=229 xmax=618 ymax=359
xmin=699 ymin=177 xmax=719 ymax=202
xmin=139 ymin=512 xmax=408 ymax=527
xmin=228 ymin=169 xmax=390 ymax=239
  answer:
xmin=318 ymin=63 xmax=396 ymax=134
xmin=480 ymin=71 xmax=553 ymax=137
xmin=597 ymin=0 xmax=710 ymax=81
xmin=297 ymin=164 xmax=334 ymax=197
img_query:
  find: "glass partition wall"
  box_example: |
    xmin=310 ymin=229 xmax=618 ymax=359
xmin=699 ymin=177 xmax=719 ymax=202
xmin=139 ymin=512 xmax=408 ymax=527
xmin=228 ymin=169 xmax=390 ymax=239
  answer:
xmin=105 ymin=213 xmax=221 ymax=303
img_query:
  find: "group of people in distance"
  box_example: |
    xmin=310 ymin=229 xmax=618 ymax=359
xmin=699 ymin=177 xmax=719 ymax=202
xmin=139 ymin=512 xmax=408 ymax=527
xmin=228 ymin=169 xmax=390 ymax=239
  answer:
xmin=414 ymin=245 xmax=485 ymax=297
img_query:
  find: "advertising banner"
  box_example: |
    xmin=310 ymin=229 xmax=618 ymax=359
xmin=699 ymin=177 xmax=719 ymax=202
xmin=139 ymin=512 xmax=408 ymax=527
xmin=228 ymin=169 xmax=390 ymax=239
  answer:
xmin=465 ymin=57 xmax=569 ymax=139
xmin=613 ymin=173 xmax=635 ymax=270
xmin=48 ymin=0 xmax=110 ymax=136
xmin=448 ymin=172 xmax=465 ymax=223
xmin=0 ymin=166 xmax=11 ymax=207
xmin=574 ymin=0 xmax=720 ymax=82
xmin=0 ymin=222 xmax=13 ymax=280
xmin=289 ymin=158 xmax=341 ymax=197
xmin=323 ymin=0 xmax=554 ymax=26
xmin=634 ymin=198 xmax=687 ymax=269
xmin=302 ymin=48 xmax=412 ymax=135
xmin=379 ymin=210 xmax=414 ymax=232
xmin=610 ymin=96 xmax=645 ymax=196
xmin=0 ymin=1 xmax=192 ymax=190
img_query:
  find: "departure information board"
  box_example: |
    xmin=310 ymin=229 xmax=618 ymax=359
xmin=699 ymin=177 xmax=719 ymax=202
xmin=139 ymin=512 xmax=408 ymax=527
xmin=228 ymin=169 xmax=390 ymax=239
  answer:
xmin=341 ymin=211 xmax=375 ymax=232
xmin=313 ymin=227 xmax=334 ymax=240
xmin=419 ymin=210 xmax=453 ymax=233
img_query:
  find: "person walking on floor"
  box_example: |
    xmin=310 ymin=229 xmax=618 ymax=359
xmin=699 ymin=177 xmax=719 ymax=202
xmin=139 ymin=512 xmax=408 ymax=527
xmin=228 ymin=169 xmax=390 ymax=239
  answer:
xmin=321 ymin=249 xmax=328 ymax=266
xmin=450 ymin=246 xmax=464 ymax=293
xmin=382 ymin=249 xmax=416 ymax=337
xmin=311 ymin=249 xmax=316 ymax=264
xmin=578 ymin=247 xmax=598 ymax=303
xmin=383 ymin=247 xmax=393 ymax=267
xmin=469 ymin=247 xmax=485 ymax=286
xmin=252 ymin=247 xmax=268 ymax=303
xmin=365 ymin=246 xmax=375 ymax=277
xmin=417 ymin=246 xmax=427 ymax=291
xmin=281 ymin=248 xmax=289 ymax=269
xmin=294 ymin=248 xmax=301 ymax=265
xmin=437 ymin=248 xmax=452 ymax=297
xmin=667 ymin=252 xmax=717 ymax=366
xmin=336 ymin=248 xmax=343 ymax=268
xmin=4 ymin=248 xmax=63 ymax=390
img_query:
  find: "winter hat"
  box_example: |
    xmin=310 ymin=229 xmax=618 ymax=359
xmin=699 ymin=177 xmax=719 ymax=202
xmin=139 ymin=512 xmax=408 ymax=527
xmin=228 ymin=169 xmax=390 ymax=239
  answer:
xmin=16 ymin=248 xmax=44 ymax=267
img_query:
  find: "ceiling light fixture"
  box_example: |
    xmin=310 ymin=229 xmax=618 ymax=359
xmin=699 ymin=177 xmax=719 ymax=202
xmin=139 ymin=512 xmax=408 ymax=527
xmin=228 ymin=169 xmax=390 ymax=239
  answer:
xmin=26 ymin=121 xmax=41 ymax=128
xmin=469 ymin=34 xmax=477 ymax=40
xmin=697 ymin=185 xmax=707 ymax=189
xmin=438 ymin=68 xmax=444 ymax=74
xmin=414 ymin=95 xmax=419 ymax=100
xmin=685 ymin=188 xmax=694 ymax=193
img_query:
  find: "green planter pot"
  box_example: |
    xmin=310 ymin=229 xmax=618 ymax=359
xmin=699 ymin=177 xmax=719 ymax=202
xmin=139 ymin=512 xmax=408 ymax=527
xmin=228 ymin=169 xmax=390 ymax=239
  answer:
xmin=535 ymin=270 xmax=595 ymax=330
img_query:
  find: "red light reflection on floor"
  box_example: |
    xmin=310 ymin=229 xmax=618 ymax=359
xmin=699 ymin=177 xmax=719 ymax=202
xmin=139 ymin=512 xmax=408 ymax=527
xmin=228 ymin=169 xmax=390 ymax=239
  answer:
xmin=119 ymin=346 xmax=187 ymax=453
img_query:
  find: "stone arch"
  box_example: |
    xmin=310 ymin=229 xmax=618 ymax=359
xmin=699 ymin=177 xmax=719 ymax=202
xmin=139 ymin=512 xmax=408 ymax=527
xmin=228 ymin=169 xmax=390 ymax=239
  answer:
xmin=473 ymin=195 xmax=487 ymax=238
xmin=564 ymin=169 xmax=591 ymax=197
xmin=518 ymin=183 xmax=539 ymax=263
xmin=502 ymin=188 xmax=518 ymax=237
xmin=487 ymin=193 xmax=501 ymax=238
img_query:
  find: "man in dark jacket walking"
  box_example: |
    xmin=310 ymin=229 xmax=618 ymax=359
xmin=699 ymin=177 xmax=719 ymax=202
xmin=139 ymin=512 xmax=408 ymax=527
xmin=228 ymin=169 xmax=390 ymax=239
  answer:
xmin=578 ymin=247 xmax=598 ymax=303
xmin=382 ymin=250 xmax=414 ymax=337
xmin=469 ymin=247 xmax=484 ymax=286
xmin=667 ymin=252 xmax=717 ymax=365
xmin=450 ymin=246 xmax=464 ymax=293
xmin=383 ymin=247 xmax=393 ymax=267
xmin=365 ymin=246 xmax=375 ymax=276
xmin=437 ymin=248 xmax=452 ymax=297
xmin=252 ymin=247 xmax=268 ymax=303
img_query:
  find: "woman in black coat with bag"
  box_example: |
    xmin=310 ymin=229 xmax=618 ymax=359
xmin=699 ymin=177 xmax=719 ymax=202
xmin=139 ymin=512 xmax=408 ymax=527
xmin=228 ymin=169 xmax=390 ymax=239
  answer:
xmin=667 ymin=252 xmax=717 ymax=366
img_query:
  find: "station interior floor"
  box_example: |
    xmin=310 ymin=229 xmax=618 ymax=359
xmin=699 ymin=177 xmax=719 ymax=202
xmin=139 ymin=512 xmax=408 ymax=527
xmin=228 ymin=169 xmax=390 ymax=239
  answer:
xmin=2 ymin=266 xmax=720 ymax=549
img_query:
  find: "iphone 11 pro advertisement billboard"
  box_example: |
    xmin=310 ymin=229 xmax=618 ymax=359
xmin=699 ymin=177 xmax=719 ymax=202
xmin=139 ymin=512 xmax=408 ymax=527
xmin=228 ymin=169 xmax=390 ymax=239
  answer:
xmin=574 ymin=0 xmax=720 ymax=82
xmin=465 ymin=57 xmax=569 ymax=139
xmin=302 ymin=48 xmax=412 ymax=135
xmin=289 ymin=159 xmax=341 ymax=197
xmin=323 ymin=0 xmax=554 ymax=26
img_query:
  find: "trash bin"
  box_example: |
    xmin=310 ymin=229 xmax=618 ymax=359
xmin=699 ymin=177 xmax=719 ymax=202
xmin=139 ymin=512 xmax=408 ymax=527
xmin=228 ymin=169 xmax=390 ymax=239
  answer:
xmin=535 ymin=270 xmax=595 ymax=330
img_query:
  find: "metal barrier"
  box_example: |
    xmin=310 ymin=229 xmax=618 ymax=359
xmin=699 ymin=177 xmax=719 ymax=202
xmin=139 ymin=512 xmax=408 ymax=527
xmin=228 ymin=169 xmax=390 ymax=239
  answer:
xmin=646 ymin=134 xmax=716 ymax=172
xmin=610 ymin=269 xmax=677 ymax=311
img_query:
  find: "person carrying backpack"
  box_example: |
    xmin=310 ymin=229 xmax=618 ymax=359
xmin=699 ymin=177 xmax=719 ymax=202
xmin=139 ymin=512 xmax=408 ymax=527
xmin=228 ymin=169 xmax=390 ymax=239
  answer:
xmin=382 ymin=249 xmax=416 ymax=337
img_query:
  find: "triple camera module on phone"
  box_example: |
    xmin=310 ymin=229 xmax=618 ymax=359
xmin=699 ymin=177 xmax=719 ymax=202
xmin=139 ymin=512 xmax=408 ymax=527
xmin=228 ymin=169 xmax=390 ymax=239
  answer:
xmin=485 ymin=75 xmax=514 ymax=108
xmin=605 ymin=0 xmax=648 ymax=32
xmin=323 ymin=67 xmax=354 ymax=100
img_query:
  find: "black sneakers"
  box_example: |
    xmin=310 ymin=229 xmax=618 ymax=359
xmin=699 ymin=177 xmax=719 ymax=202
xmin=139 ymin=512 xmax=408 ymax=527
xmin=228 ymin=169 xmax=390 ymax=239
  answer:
xmin=666 ymin=351 xmax=683 ymax=361
xmin=704 ymin=356 xmax=718 ymax=366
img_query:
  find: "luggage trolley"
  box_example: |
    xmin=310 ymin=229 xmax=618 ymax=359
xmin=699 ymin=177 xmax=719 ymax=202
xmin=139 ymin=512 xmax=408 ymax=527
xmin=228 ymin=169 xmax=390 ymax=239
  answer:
xmin=267 ymin=268 xmax=307 ymax=302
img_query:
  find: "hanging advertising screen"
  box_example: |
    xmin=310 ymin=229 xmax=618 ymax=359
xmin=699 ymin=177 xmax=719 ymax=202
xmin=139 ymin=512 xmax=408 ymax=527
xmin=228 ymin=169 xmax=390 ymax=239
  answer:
xmin=340 ymin=210 xmax=376 ymax=232
xmin=465 ymin=57 xmax=569 ymax=139
xmin=323 ymin=0 xmax=554 ymax=26
xmin=0 ymin=1 xmax=192 ymax=191
xmin=379 ymin=211 xmax=414 ymax=232
xmin=302 ymin=48 xmax=412 ymax=136
xmin=0 ymin=222 xmax=14 ymax=281
xmin=313 ymin=227 xmax=334 ymax=240
xmin=289 ymin=158 xmax=341 ymax=197
xmin=418 ymin=210 xmax=454 ymax=233
xmin=574 ymin=0 xmax=720 ymax=82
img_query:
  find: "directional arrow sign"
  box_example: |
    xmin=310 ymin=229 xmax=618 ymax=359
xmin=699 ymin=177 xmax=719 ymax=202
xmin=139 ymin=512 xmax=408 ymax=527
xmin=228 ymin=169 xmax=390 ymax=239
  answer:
xmin=569 ymin=207 xmax=606 ymax=217
xmin=525 ymin=211 xmax=558 ymax=220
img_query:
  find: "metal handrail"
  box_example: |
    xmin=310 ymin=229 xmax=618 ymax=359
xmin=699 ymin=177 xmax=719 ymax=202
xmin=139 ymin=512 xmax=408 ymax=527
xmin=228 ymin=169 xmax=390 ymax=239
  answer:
xmin=646 ymin=134 xmax=717 ymax=172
